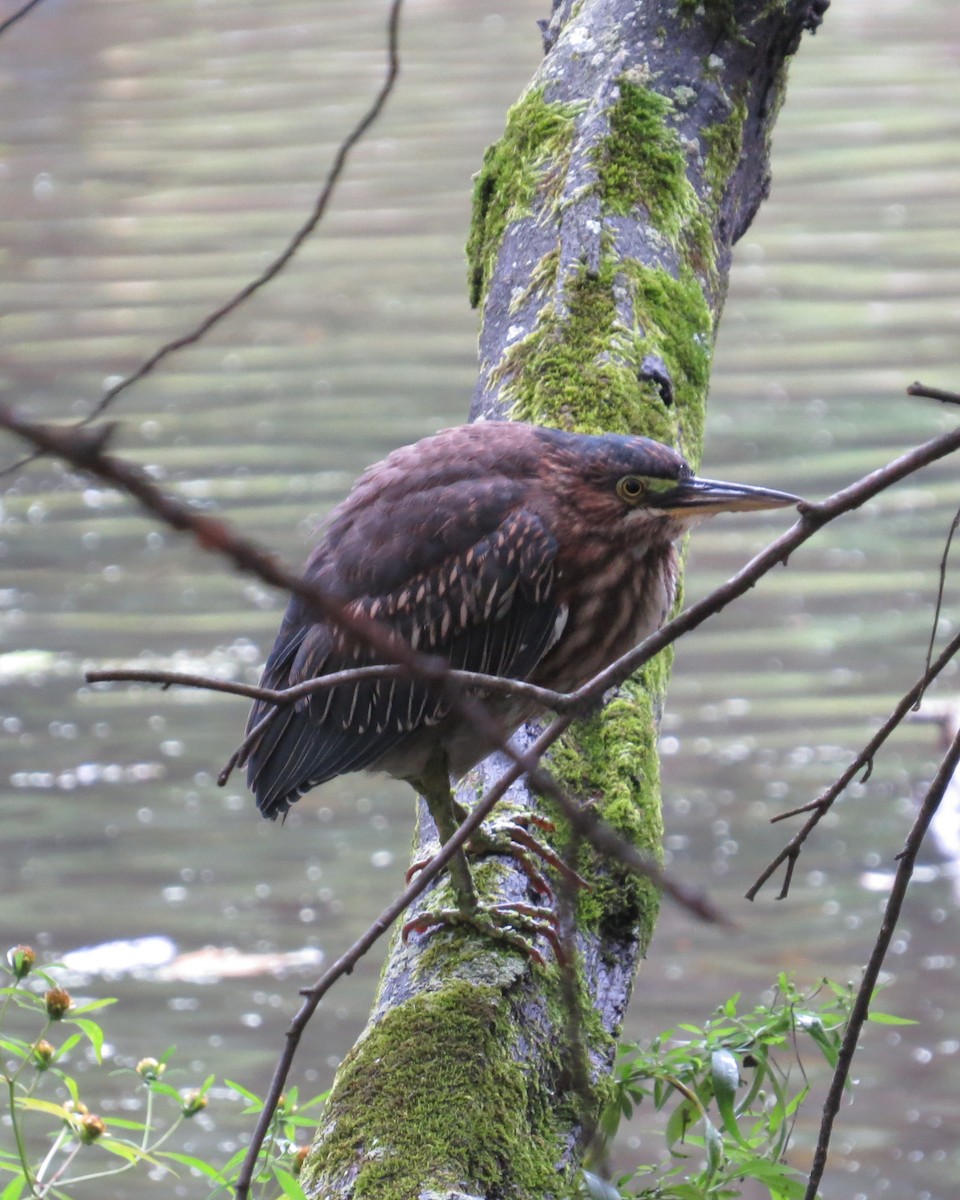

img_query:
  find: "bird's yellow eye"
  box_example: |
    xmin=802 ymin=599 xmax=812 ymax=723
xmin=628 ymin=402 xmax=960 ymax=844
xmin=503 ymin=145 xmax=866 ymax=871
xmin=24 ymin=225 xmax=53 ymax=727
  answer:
xmin=616 ymin=475 xmax=647 ymax=502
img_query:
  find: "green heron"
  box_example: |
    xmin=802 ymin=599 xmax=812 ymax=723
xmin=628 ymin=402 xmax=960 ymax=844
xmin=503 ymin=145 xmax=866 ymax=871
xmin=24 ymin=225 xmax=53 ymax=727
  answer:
xmin=243 ymin=422 xmax=799 ymax=953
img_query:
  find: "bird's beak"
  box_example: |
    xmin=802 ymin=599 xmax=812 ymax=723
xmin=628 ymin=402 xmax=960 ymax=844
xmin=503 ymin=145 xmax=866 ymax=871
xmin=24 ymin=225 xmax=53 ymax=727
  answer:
xmin=650 ymin=476 xmax=802 ymax=516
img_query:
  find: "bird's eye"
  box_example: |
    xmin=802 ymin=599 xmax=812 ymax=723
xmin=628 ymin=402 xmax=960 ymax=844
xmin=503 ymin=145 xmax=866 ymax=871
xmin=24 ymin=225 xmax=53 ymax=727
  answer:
xmin=616 ymin=475 xmax=647 ymax=502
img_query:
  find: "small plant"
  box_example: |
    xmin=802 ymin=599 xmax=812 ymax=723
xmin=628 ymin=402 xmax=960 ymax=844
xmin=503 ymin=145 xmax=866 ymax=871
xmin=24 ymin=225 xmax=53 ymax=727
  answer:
xmin=0 ymin=944 xmax=325 ymax=1199
xmin=580 ymin=974 xmax=913 ymax=1199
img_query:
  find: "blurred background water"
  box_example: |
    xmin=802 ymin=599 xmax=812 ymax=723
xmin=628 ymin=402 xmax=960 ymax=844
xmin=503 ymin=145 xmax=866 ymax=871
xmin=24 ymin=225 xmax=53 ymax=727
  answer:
xmin=2 ymin=0 xmax=959 ymax=1196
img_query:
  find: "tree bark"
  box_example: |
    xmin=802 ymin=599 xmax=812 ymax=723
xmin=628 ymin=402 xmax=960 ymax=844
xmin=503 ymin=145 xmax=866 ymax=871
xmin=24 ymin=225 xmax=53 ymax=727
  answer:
xmin=303 ymin=2 xmax=828 ymax=1197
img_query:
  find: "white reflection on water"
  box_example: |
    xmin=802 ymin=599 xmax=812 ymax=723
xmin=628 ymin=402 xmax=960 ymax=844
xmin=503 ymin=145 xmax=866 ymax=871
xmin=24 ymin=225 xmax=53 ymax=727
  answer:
xmin=60 ymin=935 xmax=323 ymax=983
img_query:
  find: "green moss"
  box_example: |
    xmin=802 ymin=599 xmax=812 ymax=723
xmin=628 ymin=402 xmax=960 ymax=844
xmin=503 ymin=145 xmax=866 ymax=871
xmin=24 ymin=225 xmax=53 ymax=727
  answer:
xmin=623 ymin=261 xmax=712 ymax=462
xmin=509 ymin=245 xmax=561 ymax=315
xmin=548 ymin=683 xmax=665 ymax=943
xmin=595 ymin=81 xmax=691 ymax=239
xmin=594 ymin=79 xmax=717 ymax=284
xmin=303 ymin=983 xmax=564 ymax=1199
xmin=497 ymin=258 xmax=666 ymax=438
xmin=467 ymin=88 xmax=579 ymax=309
xmin=702 ymin=97 xmax=748 ymax=205
xmin=497 ymin=255 xmax=711 ymax=461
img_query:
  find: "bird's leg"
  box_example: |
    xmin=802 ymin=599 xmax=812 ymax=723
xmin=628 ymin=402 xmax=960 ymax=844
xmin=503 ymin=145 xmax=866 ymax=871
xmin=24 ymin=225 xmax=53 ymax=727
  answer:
xmin=402 ymin=748 xmax=565 ymax=964
xmin=412 ymin=746 xmax=479 ymax=912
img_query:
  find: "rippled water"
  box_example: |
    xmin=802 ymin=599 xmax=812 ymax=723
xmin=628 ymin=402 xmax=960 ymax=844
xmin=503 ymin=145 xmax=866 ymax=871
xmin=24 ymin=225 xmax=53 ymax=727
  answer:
xmin=2 ymin=1 xmax=960 ymax=1196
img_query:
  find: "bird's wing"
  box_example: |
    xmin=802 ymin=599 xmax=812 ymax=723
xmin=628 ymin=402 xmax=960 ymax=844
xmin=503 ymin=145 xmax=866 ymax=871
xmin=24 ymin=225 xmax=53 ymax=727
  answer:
xmin=243 ymin=506 xmax=562 ymax=819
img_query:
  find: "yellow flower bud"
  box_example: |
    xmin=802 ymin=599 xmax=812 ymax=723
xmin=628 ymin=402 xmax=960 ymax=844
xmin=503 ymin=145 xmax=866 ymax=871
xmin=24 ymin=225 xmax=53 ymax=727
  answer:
xmin=78 ymin=1114 xmax=107 ymax=1144
xmin=44 ymin=987 xmax=72 ymax=1020
xmin=7 ymin=945 xmax=35 ymax=980
xmin=32 ymin=1039 xmax=56 ymax=1070
xmin=181 ymin=1089 xmax=208 ymax=1117
xmin=136 ymin=1057 xmax=165 ymax=1081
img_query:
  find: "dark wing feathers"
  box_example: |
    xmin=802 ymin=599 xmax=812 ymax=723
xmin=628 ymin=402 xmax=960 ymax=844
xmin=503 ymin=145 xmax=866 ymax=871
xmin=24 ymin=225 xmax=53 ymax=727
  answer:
xmin=243 ymin=506 xmax=560 ymax=819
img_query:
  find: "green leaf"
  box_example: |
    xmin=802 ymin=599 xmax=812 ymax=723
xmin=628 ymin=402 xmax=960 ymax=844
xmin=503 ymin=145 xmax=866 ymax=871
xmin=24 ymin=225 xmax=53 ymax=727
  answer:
xmin=69 ymin=997 xmax=118 ymax=1017
xmin=15 ymin=1097 xmax=72 ymax=1119
xmin=54 ymin=1032 xmax=83 ymax=1060
xmin=0 ymin=1175 xmax=27 ymax=1200
xmin=702 ymin=1117 xmax=723 ymax=1183
xmin=284 ymin=1113 xmax=324 ymax=1130
xmin=665 ymin=1098 xmax=698 ymax=1149
xmin=735 ymin=1158 xmax=807 ymax=1198
xmin=710 ymin=1048 xmax=746 ymax=1146
xmin=0 ymin=991 xmax=45 ymax=1013
xmin=66 ymin=1017 xmax=106 ymax=1062
xmin=794 ymin=1015 xmax=839 ymax=1068
xmin=868 ymin=1011 xmax=918 ymax=1026
xmin=272 ymin=1166 xmax=308 ymax=1200
xmin=224 ymin=1079 xmax=263 ymax=1109
xmin=217 ymin=1146 xmax=249 ymax=1175
xmin=159 ymin=1151 xmax=229 ymax=1185
xmin=0 ymin=1036 xmax=32 ymax=1057
xmin=97 ymin=1137 xmax=162 ymax=1166
xmin=579 ymin=1169 xmax=621 ymax=1199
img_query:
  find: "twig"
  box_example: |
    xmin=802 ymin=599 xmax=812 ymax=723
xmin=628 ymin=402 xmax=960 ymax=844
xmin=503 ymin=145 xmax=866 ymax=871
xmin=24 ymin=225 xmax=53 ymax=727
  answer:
xmin=84 ymin=665 xmax=572 ymax=715
xmin=747 ymin=595 xmax=960 ymax=901
xmin=0 ymin=0 xmax=45 ymax=38
xmin=924 ymin=503 xmax=960 ymax=683
xmin=0 ymin=0 xmax=404 ymax=478
xmin=802 ymin=724 xmax=960 ymax=1200
xmin=907 ymin=381 xmax=960 ymax=405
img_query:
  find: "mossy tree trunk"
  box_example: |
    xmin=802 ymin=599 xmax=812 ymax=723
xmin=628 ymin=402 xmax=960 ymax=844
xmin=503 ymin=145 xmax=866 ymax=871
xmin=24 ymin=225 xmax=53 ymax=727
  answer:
xmin=302 ymin=2 xmax=827 ymax=1197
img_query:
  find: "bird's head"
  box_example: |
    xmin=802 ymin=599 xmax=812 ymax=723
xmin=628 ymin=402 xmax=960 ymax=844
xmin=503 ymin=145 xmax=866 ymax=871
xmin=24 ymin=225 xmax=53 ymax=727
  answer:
xmin=537 ymin=429 xmax=801 ymax=543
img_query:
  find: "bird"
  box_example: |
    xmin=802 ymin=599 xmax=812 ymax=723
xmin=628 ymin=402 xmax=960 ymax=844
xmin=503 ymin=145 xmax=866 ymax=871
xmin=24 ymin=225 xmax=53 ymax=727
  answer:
xmin=241 ymin=421 xmax=799 ymax=955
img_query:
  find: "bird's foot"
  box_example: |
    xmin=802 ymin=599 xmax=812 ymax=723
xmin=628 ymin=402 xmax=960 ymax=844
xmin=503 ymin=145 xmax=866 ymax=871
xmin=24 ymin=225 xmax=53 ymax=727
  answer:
xmin=402 ymin=901 xmax=564 ymax=967
xmin=469 ymin=813 xmax=589 ymax=899
xmin=405 ymin=812 xmax=588 ymax=901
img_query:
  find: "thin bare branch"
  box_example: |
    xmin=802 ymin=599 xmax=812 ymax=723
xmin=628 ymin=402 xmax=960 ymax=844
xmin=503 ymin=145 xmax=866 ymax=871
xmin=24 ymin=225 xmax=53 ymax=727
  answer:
xmin=747 ymin=593 xmax=960 ymax=900
xmin=907 ymin=381 xmax=960 ymax=405
xmin=802 ymin=724 xmax=960 ymax=1200
xmin=0 ymin=0 xmax=45 ymax=38
xmin=924 ymin=503 xmax=960 ymax=683
xmin=84 ymin=664 xmax=571 ymax=714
